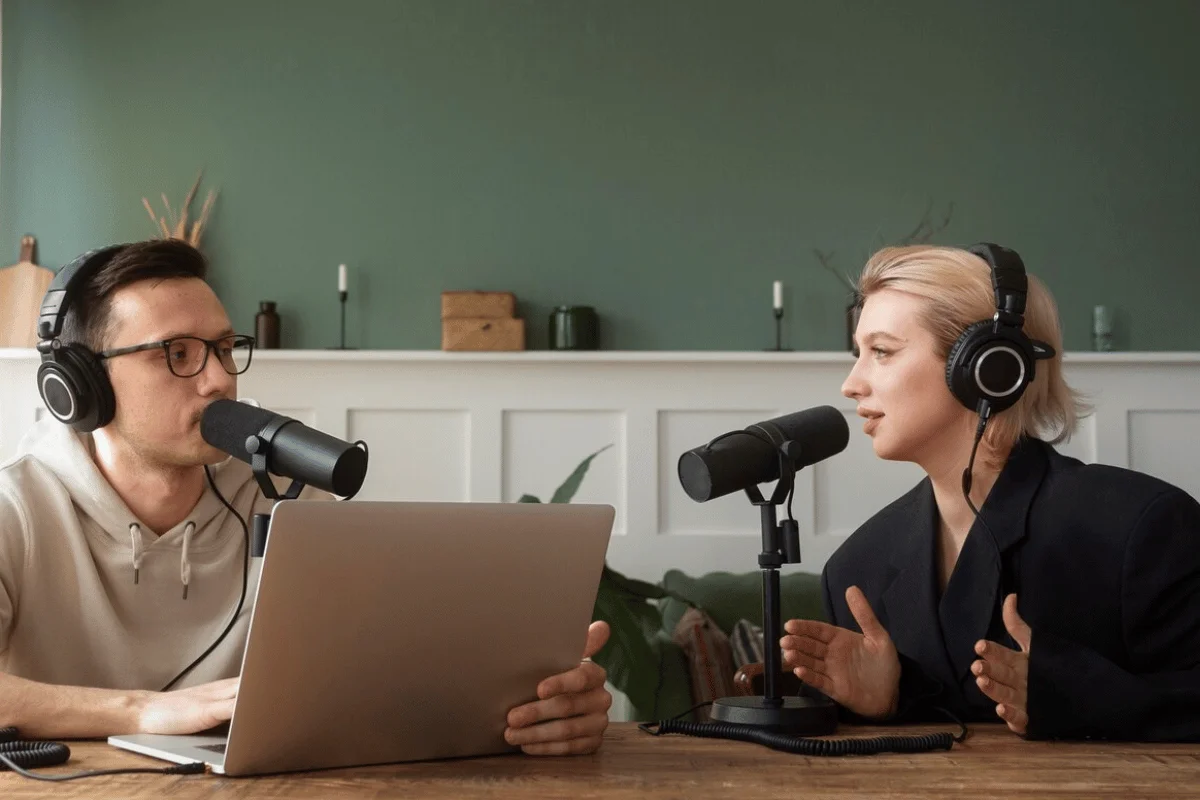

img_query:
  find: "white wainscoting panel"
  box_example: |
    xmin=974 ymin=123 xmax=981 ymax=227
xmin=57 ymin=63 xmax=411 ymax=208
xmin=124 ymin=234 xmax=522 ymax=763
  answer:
xmin=502 ymin=410 xmax=627 ymax=533
xmin=349 ymin=409 xmax=471 ymax=502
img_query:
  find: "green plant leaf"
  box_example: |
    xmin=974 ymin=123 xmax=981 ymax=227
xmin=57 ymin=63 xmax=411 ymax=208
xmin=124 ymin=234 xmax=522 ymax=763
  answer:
xmin=589 ymin=563 xmax=701 ymax=719
xmin=550 ymin=444 xmax=613 ymax=504
xmin=516 ymin=494 xmax=541 ymax=503
xmin=590 ymin=571 xmax=670 ymax=717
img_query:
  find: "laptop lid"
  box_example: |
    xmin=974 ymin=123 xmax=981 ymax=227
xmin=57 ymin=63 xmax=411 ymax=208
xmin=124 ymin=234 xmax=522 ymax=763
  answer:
xmin=215 ymin=499 xmax=613 ymax=776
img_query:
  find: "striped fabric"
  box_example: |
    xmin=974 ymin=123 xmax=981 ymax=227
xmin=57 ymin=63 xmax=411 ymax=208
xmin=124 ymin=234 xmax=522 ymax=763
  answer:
xmin=671 ymin=607 xmax=736 ymax=715
xmin=730 ymin=618 xmax=765 ymax=670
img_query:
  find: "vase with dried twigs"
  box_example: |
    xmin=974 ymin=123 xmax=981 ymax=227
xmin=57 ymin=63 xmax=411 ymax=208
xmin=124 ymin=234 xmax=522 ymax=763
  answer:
xmin=141 ymin=170 xmax=217 ymax=249
xmin=814 ymin=199 xmax=954 ymax=351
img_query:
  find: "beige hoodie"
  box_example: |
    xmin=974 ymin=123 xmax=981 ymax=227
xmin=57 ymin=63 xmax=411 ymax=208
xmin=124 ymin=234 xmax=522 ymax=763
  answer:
xmin=0 ymin=417 xmax=327 ymax=691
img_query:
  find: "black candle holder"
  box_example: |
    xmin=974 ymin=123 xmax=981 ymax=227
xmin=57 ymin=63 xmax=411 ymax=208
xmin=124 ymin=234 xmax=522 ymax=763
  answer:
xmin=330 ymin=290 xmax=357 ymax=350
xmin=764 ymin=308 xmax=792 ymax=352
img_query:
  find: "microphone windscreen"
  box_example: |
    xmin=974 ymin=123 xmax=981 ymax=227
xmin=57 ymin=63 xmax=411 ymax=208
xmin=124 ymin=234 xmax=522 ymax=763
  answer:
xmin=201 ymin=398 xmax=280 ymax=462
xmin=677 ymin=405 xmax=849 ymax=503
xmin=753 ymin=406 xmax=849 ymax=471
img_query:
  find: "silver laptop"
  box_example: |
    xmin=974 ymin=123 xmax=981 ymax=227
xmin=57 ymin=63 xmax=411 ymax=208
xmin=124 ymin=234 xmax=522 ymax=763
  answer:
xmin=108 ymin=499 xmax=614 ymax=776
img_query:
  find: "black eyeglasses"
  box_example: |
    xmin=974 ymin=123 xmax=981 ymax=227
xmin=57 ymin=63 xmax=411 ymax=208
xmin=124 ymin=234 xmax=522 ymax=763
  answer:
xmin=97 ymin=335 xmax=256 ymax=378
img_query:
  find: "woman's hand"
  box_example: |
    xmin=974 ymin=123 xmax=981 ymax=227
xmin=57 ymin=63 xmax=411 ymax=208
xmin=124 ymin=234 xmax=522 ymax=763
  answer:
xmin=781 ymin=586 xmax=901 ymax=720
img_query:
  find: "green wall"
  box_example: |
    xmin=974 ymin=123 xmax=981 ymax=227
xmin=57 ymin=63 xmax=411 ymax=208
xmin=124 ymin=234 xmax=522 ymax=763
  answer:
xmin=2 ymin=0 xmax=1198 ymax=351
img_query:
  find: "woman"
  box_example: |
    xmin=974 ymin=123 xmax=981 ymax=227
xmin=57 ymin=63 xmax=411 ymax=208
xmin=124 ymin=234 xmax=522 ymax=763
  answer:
xmin=781 ymin=243 xmax=1200 ymax=741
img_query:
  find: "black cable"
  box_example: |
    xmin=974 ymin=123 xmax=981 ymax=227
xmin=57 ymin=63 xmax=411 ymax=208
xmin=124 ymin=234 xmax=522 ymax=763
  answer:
xmin=785 ymin=471 xmax=796 ymax=525
xmin=159 ymin=466 xmax=250 ymax=692
xmin=961 ymin=403 xmax=1003 ymax=561
xmin=641 ymin=718 xmax=961 ymax=756
xmin=639 ymin=701 xmax=967 ymax=757
xmin=0 ymin=727 xmax=205 ymax=781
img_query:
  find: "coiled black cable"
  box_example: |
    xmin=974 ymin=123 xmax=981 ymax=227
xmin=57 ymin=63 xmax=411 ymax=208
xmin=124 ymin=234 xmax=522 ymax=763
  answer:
xmin=639 ymin=718 xmax=962 ymax=756
xmin=0 ymin=727 xmax=205 ymax=781
xmin=638 ymin=702 xmax=968 ymax=757
xmin=0 ymin=728 xmax=70 ymax=769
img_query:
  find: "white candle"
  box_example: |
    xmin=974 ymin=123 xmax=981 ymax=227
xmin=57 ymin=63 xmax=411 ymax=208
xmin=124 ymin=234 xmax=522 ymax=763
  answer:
xmin=773 ymin=280 xmax=783 ymax=311
xmin=338 ymin=264 xmax=347 ymax=293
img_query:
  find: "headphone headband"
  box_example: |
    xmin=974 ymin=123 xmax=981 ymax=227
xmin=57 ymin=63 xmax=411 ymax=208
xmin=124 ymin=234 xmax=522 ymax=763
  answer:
xmin=36 ymin=244 xmax=130 ymax=342
xmin=967 ymin=242 xmax=1028 ymax=320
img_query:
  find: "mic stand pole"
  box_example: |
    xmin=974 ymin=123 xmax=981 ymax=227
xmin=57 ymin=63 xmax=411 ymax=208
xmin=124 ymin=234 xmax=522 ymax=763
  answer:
xmin=708 ymin=468 xmax=838 ymax=734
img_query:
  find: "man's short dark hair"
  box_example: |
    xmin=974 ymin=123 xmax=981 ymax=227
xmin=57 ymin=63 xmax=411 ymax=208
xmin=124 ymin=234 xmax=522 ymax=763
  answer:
xmin=61 ymin=239 xmax=209 ymax=352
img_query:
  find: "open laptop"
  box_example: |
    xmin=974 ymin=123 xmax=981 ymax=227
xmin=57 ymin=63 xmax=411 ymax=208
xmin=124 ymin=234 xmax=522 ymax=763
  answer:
xmin=108 ymin=499 xmax=614 ymax=776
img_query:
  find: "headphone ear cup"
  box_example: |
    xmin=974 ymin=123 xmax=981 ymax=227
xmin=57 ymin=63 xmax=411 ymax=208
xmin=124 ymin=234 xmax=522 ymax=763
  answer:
xmin=37 ymin=357 xmax=88 ymax=428
xmin=946 ymin=322 xmax=1036 ymax=415
xmin=945 ymin=321 xmax=992 ymax=411
xmin=37 ymin=344 xmax=115 ymax=433
xmin=73 ymin=346 xmax=116 ymax=431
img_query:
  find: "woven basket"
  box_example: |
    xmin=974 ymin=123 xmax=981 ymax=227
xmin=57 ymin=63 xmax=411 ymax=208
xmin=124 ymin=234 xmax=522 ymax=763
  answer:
xmin=441 ymin=291 xmax=516 ymax=320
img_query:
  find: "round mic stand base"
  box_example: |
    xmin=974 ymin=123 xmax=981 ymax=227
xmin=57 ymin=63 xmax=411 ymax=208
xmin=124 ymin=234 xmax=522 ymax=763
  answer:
xmin=711 ymin=695 xmax=838 ymax=735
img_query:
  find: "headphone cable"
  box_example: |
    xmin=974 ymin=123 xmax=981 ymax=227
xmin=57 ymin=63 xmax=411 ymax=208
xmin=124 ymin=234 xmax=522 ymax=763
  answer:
xmin=159 ymin=466 xmax=250 ymax=692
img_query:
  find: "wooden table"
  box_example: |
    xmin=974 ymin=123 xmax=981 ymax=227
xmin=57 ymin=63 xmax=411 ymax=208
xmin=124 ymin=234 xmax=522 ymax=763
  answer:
xmin=2 ymin=723 xmax=1198 ymax=798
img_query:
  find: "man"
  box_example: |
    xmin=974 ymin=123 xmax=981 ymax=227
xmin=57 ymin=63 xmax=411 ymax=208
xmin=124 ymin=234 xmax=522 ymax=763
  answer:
xmin=0 ymin=239 xmax=611 ymax=755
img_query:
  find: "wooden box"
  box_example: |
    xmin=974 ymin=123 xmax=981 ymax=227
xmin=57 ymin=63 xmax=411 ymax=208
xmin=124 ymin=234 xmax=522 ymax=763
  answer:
xmin=441 ymin=291 xmax=517 ymax=320
xmin=441 ymin=317 xmax=526 ymax=351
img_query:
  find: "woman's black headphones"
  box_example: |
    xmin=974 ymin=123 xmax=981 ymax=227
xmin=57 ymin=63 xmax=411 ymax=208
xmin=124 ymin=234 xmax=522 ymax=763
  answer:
xmin=944 ymin=243 xmax=1056 ymax=416
xmin=35 ymin=244 xmax=130 ymax=433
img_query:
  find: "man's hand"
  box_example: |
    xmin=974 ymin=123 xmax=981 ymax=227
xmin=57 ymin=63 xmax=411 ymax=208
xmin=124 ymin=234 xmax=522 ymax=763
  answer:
xmin=973 ymin=593 xmax=1032 ymax=735
xmin=504 ymin=621 xmax=612 ymax=756
xmin=781 ymin=586 xmax=901 ymax=720
xmin=135 ymin=678 xmax=239 ymax=735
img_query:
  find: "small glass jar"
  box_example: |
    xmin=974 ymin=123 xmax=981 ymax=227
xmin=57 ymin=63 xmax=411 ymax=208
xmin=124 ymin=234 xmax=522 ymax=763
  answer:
xmin=549 ymin=306 xmax=599 ymax=350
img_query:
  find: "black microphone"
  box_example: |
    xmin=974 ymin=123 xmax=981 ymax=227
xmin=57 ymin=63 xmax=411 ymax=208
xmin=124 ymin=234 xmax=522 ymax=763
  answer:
xmin=201 ymin=399 xmax=368 ymax=498
xmin=677 ymin=406 xmax=849 ymax=503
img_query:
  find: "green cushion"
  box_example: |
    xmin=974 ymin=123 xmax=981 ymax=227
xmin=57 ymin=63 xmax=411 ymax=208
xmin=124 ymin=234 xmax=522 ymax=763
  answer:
xmin=659 ymin=569 xmax=827 ymax=636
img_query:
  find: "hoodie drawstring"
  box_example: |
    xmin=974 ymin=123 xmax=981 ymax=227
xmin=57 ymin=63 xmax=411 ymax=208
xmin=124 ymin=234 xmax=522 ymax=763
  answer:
xmin=180 ymin=521 xmax=195 ymax=600
xmin=129 ymin=521 xmax=197 ymax=599
xmin=129 ymin=523 xmax=144 ymax=585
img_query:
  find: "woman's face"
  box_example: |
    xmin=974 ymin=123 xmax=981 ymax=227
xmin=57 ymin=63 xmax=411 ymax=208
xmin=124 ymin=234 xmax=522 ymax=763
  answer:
xmin=841 ymin=289 xmax=974 ymax=467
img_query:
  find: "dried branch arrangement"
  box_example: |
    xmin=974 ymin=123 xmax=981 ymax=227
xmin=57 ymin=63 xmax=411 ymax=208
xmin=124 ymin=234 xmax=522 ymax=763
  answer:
xmin=814 ymin=199 xmax=954 ymax=294
xmin=882 ymin=198 xmax=954 ymax=249
xmin=141 ymin=170 xmax=217 ymax=247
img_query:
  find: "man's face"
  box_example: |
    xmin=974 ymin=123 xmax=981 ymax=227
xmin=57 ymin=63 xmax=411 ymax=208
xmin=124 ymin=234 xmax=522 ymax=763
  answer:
xmin=100 ymin=277 xmax=240 ymax=467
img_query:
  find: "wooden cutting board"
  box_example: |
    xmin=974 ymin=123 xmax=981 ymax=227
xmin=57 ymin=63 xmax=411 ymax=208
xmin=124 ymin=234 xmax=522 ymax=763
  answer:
xmin=0 ymin=235 xmax=54 ymax=348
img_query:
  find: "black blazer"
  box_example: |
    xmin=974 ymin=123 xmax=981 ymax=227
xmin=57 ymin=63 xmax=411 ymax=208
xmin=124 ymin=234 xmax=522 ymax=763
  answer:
xmin=822 ymin=437 xmax=1200 ymax=741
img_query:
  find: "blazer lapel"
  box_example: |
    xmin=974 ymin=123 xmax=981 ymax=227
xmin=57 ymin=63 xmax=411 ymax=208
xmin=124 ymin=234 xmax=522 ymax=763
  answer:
xmin=879 ymin=479 xmax=957 ymax=692
xmin=938 ymin=437 xmax=1049 ymax=687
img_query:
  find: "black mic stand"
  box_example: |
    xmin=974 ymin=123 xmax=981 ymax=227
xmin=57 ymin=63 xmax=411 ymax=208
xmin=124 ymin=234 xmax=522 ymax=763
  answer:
xmin=708 ymin=447 xmax=838 ymax=733
xmin=245 ymin=431 xmax=308 ymax=557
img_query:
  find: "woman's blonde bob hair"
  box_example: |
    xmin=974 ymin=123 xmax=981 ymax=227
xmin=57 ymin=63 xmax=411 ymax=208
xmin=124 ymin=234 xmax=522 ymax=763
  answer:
xmin=857 ymin=245 xmax=1089 ymax=452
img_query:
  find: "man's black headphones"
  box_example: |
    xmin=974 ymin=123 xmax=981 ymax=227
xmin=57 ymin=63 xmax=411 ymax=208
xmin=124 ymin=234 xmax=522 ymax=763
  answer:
xmin=35 ymin=244 xmax=131 ymax=433
xmin=944 ymin=242 xmax=1056 ymax=416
